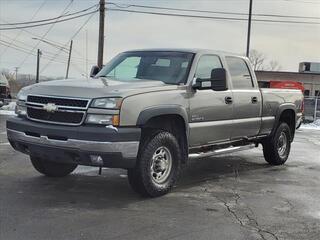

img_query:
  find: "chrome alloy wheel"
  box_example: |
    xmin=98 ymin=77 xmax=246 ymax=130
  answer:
xmin=277 ymin=131 xmax=288 ymax=158
xmin=150 ymin=146 xmax=173 ymax=184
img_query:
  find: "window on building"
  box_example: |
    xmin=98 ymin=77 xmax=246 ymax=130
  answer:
xmin=226 ymin=57 xmax=254 ymax=89
xmin=304 ymin=90 xmax=310 ymax=96
xmin=315 ymin=90 xmax=320 ymax=97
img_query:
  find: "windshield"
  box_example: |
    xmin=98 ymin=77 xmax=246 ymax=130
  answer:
xmin=95 ymin=51 xmax=194 ymax=84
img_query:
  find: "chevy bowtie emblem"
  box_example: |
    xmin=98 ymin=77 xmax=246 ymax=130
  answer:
xmin=43 ymin=103 xmax=58 ymax=113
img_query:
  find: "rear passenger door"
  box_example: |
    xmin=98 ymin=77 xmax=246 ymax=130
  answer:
xmin=225 ymin=57 xmax=262 ymax=139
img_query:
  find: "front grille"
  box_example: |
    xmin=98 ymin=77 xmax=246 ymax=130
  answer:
xmin=27 ymin=95 xmax=88 ymax=108
xmin=27 ymin=108 xmax=84 ymax=125
xmin=26 ymin=95 xmax=89 ymax=125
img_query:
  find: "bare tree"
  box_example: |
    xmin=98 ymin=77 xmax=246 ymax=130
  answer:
xmin=0 ymin=69 xmax=15 ymax=81
xmin=249 ymin=49 xmax=266 ymax=70
xmin=269 ymin=60 xmax=281 ymax=71
xmin=248 ymin=49 xmax=281 ymax=71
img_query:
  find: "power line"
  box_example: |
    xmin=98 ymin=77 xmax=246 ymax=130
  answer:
xmin=107 ymin=2 xmax=320 ymax=20
xmin=0 ymin=40 xmax=66 ymax=64
xmin=0 ymin=4 xmax=98 ymax=26
xmin=283 ymin=0 xmax=320 ymax=4
xmin=0 ymin=17 xmax=72 ymax=48
xmin=0 ymin=40 xmax=89 ymax=76
xmin=40 ymin=11 xmax=97 ymax=73
xmin=0 ymin=16 xmax=96 ymax=65
xmin=1 ymin=33 xmax=95 ymax=63
xmin=18 ymin=0 xmax=75 ymax=68
xmin=1 ymin=34 xmax=40 ymax=49
xmin=0 ymin=0 xmax=47 ymax=57
xmin=31 ymin=38 xmax=70 ymax=53
xmin=106 ymin=8 xmax=320 ymax=25
xmin=0 ymin=10 xmax=98 ymax=30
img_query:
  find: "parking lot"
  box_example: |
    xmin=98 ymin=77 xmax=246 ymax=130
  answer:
xmin=1 ymin=114 xmax=320 ymax=240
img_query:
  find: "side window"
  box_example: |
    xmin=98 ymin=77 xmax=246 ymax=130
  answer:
xmin=107 ymin=57 xmax=141 ymax=80
xmin=195 ymin=55 xmax=222 ymax=79
xmin=226 ymin=57 xmax=254 ymax=89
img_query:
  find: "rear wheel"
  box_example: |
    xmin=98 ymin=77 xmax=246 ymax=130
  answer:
xmin=127 ymin=131 xmax=182 ymax=197
xmin=262 ymin=122 xmax=291 ymax=165
xmin=30 ymin=156 xmax=78 ymax=177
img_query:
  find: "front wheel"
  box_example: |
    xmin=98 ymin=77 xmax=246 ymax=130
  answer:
xmin=128 ymin=131 xmax=182 ymax=197
xmin=30 ymin=156 xmax=78 ymax=177
xmin=262 ymin=122 xmax=291 ymax=165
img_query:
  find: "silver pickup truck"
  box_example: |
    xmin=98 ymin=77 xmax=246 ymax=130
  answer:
xmin=7 ymin=49 xmax=303 ymax=197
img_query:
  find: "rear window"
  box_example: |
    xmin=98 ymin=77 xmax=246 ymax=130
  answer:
xmin=226 ymin=57 xmax=254 ymax=89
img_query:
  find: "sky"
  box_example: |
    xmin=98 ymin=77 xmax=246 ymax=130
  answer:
xmin=0 ymin=0 xmax=319 ymax=79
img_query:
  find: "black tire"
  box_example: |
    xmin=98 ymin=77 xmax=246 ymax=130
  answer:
xmin=30 ymin=156 xmax=77 ymax=177
xmin=262 ymin=122 xmax=291 ymax=165
xmin=128 ymin=131 xmax=182 ymax=197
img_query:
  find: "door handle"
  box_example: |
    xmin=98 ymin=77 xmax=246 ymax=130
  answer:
xmin=225 ymin=96 xmax=233 ymax=104
xmin=251 ymin=96 xmax=258 ymax=103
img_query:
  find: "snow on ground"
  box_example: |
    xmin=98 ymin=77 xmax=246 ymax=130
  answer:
xmin=301 ymin=119 xmax=320 ymax=130
xmin=0 ymin=101 xmax=16 ymax=116
xmin=0 ymin=110 xmax=16 ymax=116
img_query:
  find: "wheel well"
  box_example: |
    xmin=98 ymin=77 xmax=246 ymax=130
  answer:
xmin=141 ymin=114 xmax=188 ymax=163
xmin=279 ymin=109 xmax=296 ymax=140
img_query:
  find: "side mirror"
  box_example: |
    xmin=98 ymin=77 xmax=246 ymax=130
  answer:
xmin=90 ymin=65 xmax=101 ymax=78
xmin=210 ymin=68 xmax=228 ymax=91
xmin=192 ymin=68 xmax=228 ymax=91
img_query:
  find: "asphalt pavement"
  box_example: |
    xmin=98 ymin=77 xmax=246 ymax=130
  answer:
xmin=1 ymin=115 xmax=320 ymax=240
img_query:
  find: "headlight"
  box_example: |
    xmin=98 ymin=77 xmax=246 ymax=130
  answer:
xmin=90 ymin=97 xmax=122 ymax=109
xmin=15 ymin=100 xmax=27 ymax=116
xmin=16 ymin=88 xmax=28 ymax=101
xmin=85 ymin=114 xmax=120 ymax=126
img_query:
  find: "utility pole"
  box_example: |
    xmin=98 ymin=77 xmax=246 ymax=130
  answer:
xmin=65 ymin=40 xmax=73 ymax=79
xmin=86 ymin=29 xmax=88 ymax=78
xmin=36 ymin=49 xmax=41 ymax=83
xmin=14 ymin=67 xmax=19 ymax=81
xmin=97 ymin=0 xmax=105 ymax=69
xmin=246 ymin=0 xmax=253 ymax=57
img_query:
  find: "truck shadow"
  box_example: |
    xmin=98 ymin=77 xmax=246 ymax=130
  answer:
xmin=17 ymin=152 xmax=275 ymax=210
xmin=177 ymin=154 xmax=270 ymax=187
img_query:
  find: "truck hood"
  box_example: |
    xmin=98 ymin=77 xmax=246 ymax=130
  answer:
xmin=21 ymin=78 xmax=178 ymax=99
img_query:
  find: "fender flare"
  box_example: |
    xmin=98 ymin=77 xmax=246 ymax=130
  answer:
xmin=136 ymin=105 xmax=189 ymax=136
xmin=271 ymin=103 xmax=297 ymax=139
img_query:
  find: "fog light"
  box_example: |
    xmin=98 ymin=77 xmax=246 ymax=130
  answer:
xmin=90 ymin=155 xmax=103 ymax=166
xmin=85 ymin=114 xmax=119 ymax=126
xmin=86 ymin=114 xmax=113 ymax=125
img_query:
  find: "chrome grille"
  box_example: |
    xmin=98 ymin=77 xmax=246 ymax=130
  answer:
xmin=26 ymin=95 xmax=89 ymax=125
xmin=27 ymin=95 xmax=89 ymax=108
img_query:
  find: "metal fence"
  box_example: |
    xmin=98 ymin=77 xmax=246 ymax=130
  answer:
xmin=304 ymin=96 xmax=320 ymax=122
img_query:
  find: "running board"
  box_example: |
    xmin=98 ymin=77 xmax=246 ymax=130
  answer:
xmin=188 ymin=144 xmax=256 ymax=160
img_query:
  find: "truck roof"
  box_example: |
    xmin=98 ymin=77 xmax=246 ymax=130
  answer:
xmin=124 ymin=48 xmax=242 ymax=57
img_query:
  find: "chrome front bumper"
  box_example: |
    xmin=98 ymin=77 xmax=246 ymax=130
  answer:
xmin=6 ymin=117 xmax=141 ymax=169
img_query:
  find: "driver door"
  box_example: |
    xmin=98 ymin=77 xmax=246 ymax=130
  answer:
xmin=189 ymin=55 xmax=233 ymax=147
